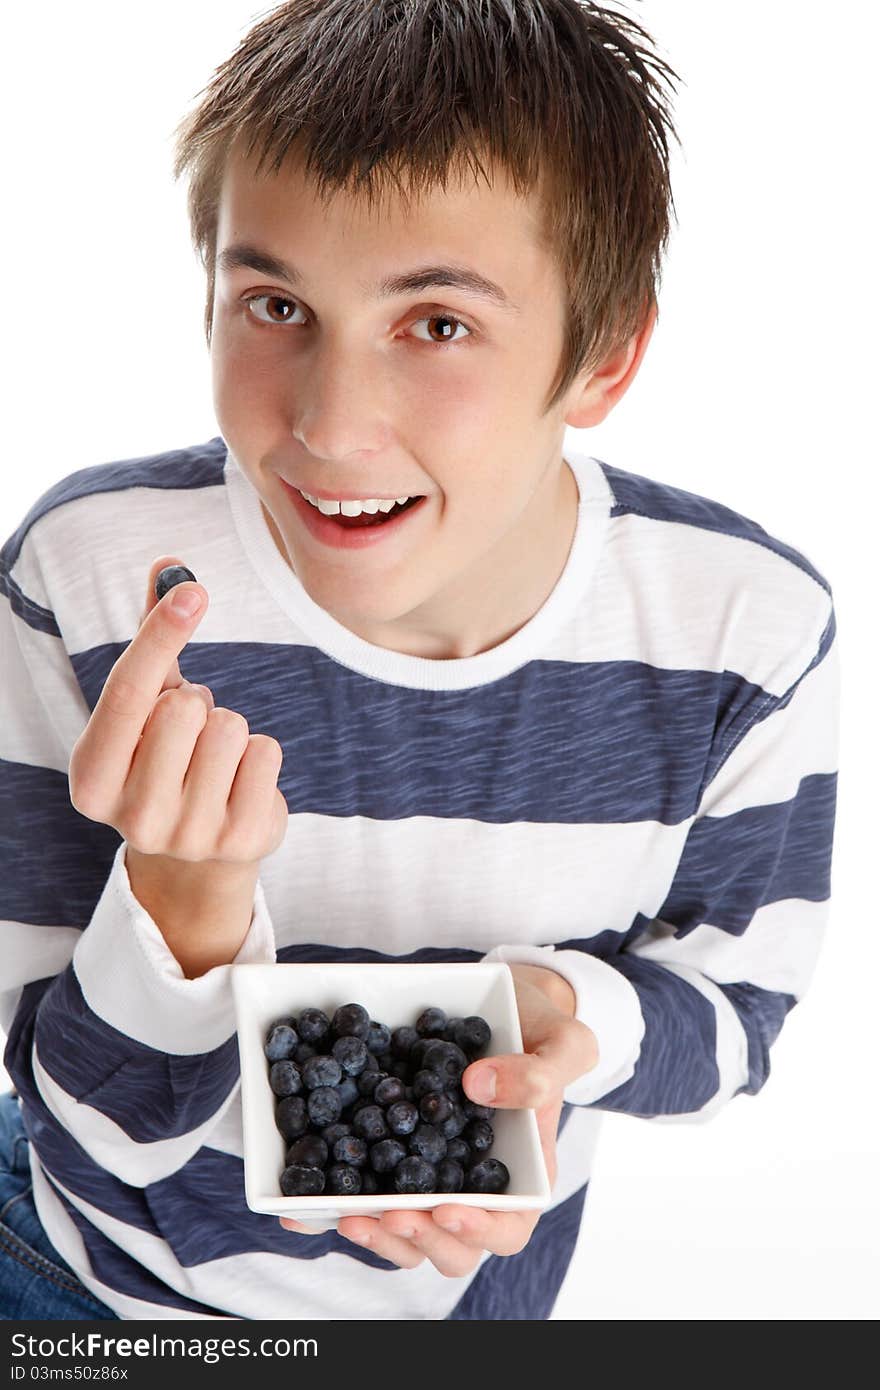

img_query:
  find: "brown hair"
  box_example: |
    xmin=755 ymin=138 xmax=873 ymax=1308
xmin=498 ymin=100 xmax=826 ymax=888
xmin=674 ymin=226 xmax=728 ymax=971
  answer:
xmin=170 ymin=0 xmax=681 ymax=414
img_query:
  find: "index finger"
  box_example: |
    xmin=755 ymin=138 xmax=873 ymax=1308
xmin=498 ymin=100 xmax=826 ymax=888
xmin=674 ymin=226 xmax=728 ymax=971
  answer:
xmin=72 ymin=565 xmax=209 ymax=793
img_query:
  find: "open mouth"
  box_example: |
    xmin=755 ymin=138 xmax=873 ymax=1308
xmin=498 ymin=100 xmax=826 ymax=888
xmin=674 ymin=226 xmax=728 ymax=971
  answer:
xmin=319 ymin=495 xmax=425 ymax=528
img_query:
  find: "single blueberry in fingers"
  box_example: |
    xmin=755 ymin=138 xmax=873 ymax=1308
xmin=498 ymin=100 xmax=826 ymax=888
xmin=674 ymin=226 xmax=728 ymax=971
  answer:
xmin=155 ymin=565 xmax=197 ymax=602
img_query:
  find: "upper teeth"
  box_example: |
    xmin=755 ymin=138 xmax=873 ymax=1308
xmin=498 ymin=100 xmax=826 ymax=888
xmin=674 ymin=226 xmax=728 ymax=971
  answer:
xmin=298 ymin=490 xmax=413 ymax=517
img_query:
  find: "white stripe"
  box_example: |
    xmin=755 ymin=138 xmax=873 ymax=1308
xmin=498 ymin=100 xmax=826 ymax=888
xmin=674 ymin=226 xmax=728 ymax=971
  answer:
xmin=72 ymin=841 xmax=277 ymax=1054
xmin=629 ymin=897 xmax=830 ymax=1000
xmin=697 ymin=638 xmax=839 ymax=819
xmin=31 ymin=1040 xmax=244 ymax=1187
xmin=0 ymin=922 xmax=79 ymax=1033
xmin=28 ymin=1112 xmax=599 ymax=1321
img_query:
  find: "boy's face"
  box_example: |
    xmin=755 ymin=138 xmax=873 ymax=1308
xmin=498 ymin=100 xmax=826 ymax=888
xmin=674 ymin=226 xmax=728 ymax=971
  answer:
xmin=210 ymin=139 xmax=629 ymax=659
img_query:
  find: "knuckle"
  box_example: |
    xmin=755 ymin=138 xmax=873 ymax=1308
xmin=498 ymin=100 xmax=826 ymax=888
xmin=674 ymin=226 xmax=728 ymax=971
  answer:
xmin=156 ymin=686 xmax=207 ymax=723
xmin=209 ymin=707 xmax=250 ymax=740
xmin=100 ymin=670 xmax=143 ymax=720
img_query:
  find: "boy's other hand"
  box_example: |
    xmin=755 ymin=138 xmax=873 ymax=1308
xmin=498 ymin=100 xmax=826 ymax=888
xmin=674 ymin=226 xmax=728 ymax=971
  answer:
xmin=279 ymin=964 xmax=599 ymax=1277
xmin=68 ymin=555 xmax=288 ymax=867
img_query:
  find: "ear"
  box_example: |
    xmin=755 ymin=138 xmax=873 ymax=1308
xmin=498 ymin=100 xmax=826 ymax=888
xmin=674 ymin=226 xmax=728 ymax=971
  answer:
xmin=563 ymin=300 xmax=657 ymax=429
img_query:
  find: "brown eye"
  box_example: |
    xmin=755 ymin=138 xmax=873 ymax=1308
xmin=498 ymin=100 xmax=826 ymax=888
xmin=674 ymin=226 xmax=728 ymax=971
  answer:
xmin=411 ymin=313 xmax=472 ymax=347
xmin=244 ymin=294 xmax=302 ymax=324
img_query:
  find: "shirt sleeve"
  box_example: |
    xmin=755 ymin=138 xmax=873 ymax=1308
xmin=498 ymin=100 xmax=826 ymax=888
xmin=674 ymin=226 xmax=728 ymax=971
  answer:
xmin=484 ymin=594 xmax=840 ymax=1118
xmin=0 ymin=529 xmax=277 ymax=1189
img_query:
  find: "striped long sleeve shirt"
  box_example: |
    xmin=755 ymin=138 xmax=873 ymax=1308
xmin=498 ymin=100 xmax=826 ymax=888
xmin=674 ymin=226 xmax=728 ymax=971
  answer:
xmin=0 ymin=433 xmax=840 ymax=1319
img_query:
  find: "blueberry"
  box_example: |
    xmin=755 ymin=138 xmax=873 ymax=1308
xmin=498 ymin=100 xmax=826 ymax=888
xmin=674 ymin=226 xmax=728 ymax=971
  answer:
xmin=373 ymin=1050 xmax=393 ymax=1073
xmin=421 ymin=1040 xmax=468 ymax=1087
xmin=264 ymin=1023 xmax=299 ymax=1062
xmin=155 ymin=565 xmax=197 ymax=601
xmin=332 ymin=1003 xmax=371 ymax=1041
xmin=296 ymin=1007 xmax=331 ymax=1044
xmin=412 ymin=1069 xmax=445 ymax=1099
xmin=268 ymin=1060 xmax=303 ymax=1097
xmin=275 ymin=1096 xmax=308 ymax=1140
xmin=352 ymin=1105 xmax=388 ymax=1142
xmin=302 ymin=1054 xmax=343 ymax=1090
xmin=443 ymin=1016 xmax=464 ymax=1043
xmin=370 ymin=1137 xmax=408 ymax=1173
xmin=450 ymin=1016 xmax=492 ymax=1057
xmin=337 ymin=1075 xmax=360 ymax=1110
xmin=437 ymin=1159 xmax=464 ymax=1193
xmin=439 ymin=1100 xmax=468 ymax=1140
xmin=285 ymin=1134 xmax=329 ymax=1169
xmin=279 ymin=1163 xmax=325 ymax=1196
xmin=374 ymin=1075 xmax=405 ymax=1107
xmin=321 ymin=1122 xmax=351 ymax=1147
xmin=386 ymin=1100 xmax=419 ymax=1137
xmin=467 ymin=1158 xmax=510 ymax=1194
xmin=419 ymin=1091 xmax=453 ymax=1125
xmin=446 ymin=1137 xmax=471 ymax=1165
xmin=333 ymin=1134 xmax=368 ymax=1168
xmin=390 ymin=1059 xmax=410 ymax=1080
xmin=464 ymin=1119 xmax=494 ymax=1153
xmin=293 ymin=1041 xmax=317 ymax=1065
xmin=462 ymin=1099 xmax=493 ymax=1121
xmin=408 ymin=1123 xmax=447 ymax=1165
xmin=361 ymin=1169 xmax=379 ymax=1195
xmin=357 ymin=1069 xmax=387 ymax=1098
xmin=394 ymin=1156 xmax=437 ymax=1194
xmin=415 ymin=1007 xmax=448 ymax=1038
xmin=307 ymin=1086 xmax=343 ymax=1127
xmin=391 ymin=1026 xmax=419 ymax=1059
xmin=325 ymin=1163 xmax=362 ymax=1196
xmin=332 ymin=1035 xmax=369 ymax=1076
xmin=367 ymin=1022 xmax=391 ymax=1054
xmin=409 ymin=1038 xmax=433 ymax=1071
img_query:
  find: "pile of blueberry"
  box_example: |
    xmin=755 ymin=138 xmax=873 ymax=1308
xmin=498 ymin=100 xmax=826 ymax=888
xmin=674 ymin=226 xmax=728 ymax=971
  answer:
xmin=264 ymin=1002 xmax=511 ymax=1198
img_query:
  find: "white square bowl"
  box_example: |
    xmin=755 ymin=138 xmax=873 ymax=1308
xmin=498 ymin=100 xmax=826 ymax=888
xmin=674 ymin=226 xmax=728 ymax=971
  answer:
xmin=231 ymin=962 xmax=552 ymax=1231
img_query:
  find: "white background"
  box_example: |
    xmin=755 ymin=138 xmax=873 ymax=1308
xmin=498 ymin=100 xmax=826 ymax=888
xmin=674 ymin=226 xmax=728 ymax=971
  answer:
xmin=2 ymin=1 xmax=877 ymax=1319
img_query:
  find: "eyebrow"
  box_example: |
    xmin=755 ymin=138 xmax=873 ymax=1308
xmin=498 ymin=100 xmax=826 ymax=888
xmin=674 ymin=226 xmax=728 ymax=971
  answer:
xmin=216 ymin=241 xmax=521 ymax=313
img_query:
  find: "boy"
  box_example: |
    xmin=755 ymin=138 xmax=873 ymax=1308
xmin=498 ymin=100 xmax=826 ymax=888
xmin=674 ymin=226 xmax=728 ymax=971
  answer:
xmin=0 ymin=0 xmax=839 ymax=1320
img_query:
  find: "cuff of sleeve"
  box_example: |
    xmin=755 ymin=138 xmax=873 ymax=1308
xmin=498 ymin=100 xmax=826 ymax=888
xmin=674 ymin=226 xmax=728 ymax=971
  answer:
xmin=480 ymin=943 xmax=646 ymax=1106
xmin=72 ymin=839 xmax=277 ymax=1055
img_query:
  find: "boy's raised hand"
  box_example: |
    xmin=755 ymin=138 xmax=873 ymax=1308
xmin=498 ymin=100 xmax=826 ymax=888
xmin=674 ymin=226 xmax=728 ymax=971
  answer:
xmin=280 ymin=965 xmax=600 ymax=1278
xmin=69 ymin=555 xmax=288 ymax=866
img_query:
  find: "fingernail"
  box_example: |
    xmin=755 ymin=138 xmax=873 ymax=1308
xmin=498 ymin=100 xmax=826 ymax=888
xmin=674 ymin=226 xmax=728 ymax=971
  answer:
xmin=469 ymin=1066 xmax=497 ymax=1104
xmin=170 ymin=588 xmax=202 ymax=618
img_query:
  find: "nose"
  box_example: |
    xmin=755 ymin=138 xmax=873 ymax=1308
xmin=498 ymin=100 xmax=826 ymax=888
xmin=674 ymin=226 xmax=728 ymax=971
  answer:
xmin=291 ymin=334 xmax=393 ymax=462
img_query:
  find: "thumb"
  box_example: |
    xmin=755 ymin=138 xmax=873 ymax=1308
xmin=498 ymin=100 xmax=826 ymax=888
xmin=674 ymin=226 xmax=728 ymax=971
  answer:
xmin=142 ymin=556 xmax=213 ymax=709
xmin=463 ymin=1020 xmax=598 ymax=1111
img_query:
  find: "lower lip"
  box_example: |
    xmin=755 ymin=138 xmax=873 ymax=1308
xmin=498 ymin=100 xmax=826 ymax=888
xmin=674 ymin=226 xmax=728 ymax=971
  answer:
xmin=280 ymin=480 xmax=429 ymax=550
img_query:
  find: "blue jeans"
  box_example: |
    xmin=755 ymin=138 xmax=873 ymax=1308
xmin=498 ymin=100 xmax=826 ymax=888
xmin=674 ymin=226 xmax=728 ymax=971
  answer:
xmin=0 ymin=1090 xmax=119 ymax=1320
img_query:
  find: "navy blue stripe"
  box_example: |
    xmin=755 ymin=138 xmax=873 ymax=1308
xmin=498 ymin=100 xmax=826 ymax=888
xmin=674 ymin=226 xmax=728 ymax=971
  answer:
xmin=659 ymin=771 xmax=837 ymax=937
xmin=582 ymin=956 xmax=719 ymax=1116
xmin=448 ymin=1181 xmax=588 ymax=1319
xmin=0 ymin=760 xmax=121 ymax=928
xmin=45 ymin=1178 xmax=235 ymax=1316
xmin=597 ymin=458 xmax=834 ymax=597
xmin=719 ymin=982 xmax=798 ymax=1096
xmin=33 ymin=966 xmax=240 ymax=1142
